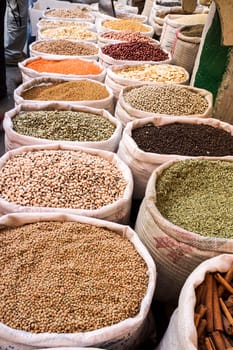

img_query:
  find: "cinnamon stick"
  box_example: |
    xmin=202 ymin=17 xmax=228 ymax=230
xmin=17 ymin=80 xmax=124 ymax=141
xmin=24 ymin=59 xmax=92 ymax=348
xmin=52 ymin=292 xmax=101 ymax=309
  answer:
xmin=205 ymin=337 xmax=215 ymax=350
xmin=213 ymin=277 xmax=223 ymax=331
xmin=197 ymin=318 xmax=207 ymax=339
xmin=212 ymin=330 xmax=226 ymax=350
xmin=220 ymin=297 xmax=233 ymax=326
xmin=196 ymin=281 xmax=207 ymax=306
xmin=215 ymin=273 xmax=233 ymax=295
xmin=206 ymin=273 xmax=214 ymax=333
xmin=195 ymin=304 xmax=207 ymax=328
xmin=221 ymin=333 xmax=233 ymax=348
xmin=218 ymin=266 xmax=233 ymax=297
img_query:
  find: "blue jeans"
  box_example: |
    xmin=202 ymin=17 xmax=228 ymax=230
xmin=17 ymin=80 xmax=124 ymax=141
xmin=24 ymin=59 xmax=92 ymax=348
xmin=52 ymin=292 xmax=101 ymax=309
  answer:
xmin=5 ymin=0 xmax=28 ymax=60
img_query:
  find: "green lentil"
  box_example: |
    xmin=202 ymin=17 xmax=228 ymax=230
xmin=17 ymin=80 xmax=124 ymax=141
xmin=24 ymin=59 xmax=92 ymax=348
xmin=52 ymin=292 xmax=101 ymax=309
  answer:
xmin=124 ymin=85 xmax=209 ymax=115
xmin=0 ymin=221 xmax=148 ymax=333
xmin=12 ymin=111 xmax=116 ymax=142
xmin=156 ymin=159 xmax=233 ymax=238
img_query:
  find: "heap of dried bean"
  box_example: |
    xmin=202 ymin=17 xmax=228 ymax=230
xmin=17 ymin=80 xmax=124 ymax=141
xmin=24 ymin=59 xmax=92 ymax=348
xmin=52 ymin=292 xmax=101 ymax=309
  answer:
xmin=0 ymin=221 xmax=148 ymax=333
xmin=13 ymin=111 xmax=116 ymax=142
xmin=32 ymin=40 xmax=98 ymax=56
xmin=100 ymin=30 xmax=155 ymax=43
xmin=45 ymin=8 xmax=92 ymax=19
xmin=0 ymin=150 xmax=127 ymax=209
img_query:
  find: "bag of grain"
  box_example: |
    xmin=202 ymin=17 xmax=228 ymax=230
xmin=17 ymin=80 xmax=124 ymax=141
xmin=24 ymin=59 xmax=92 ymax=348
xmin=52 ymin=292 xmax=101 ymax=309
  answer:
xmin=0 ymin=144 xmax=133 ymax=223
xmin=117 ymin=116 xmax=233 ymax=199
xmin=0 ymin=212 xmax=156 ymax=350
xmin=115 ymin=83 xmax=213 ymax=126
xmin=135 ymin=157 xmax=233 ymax=303
xmin=106 ymin=63 xmax=188 ymax=99
xmin=38 ymin=25 xmax=97 ymax=42
xmin=29 ymin=40 xmax=99 ymax=61
xmin=156 ymin=254 xmax=233 ymax=350
xmin=42 ymin=7 xmax=95 ymax=23
xmin=4 ymin=103 xmax=122 ymax=152
xmin=160 ymin=13 xmax=208 ymax=52
xmin=172 ymin=24 xmax=204 ymax=74
xmin=14 ymin=77 xmax=115 ymax=114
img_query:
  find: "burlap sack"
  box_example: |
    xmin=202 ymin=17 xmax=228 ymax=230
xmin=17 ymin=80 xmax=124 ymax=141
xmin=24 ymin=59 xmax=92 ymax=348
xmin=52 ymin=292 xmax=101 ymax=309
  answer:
xmin=156 ymin=254 xmax=233 ymax=350
xmin=14 ymin=77 xmax=115 ymax=114
xmin=135 ymin=156 xmax=233 ymax=303
xmin=0 ymin=144 xmax=133 ymax=223
xmin=3 ymin=103 xmax=122 ymax=152
xmin=115 ymin=83 xmax=213 ymax=126
xmin=117 ymin=116 xmax=233 ymax=199
xmin=0 ymin=212 xmax=156 ymax=350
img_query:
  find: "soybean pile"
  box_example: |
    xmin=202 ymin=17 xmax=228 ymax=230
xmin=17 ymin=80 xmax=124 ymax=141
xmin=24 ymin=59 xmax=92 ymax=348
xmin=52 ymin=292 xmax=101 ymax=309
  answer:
xmin=21 ymin=81 xmax=109 ymax=101
xmin=123 ymin=85 xmax=208 ymax=115
xmin=132 ymin=123 xmax=233 ymax=156
xmin=0 ymin=221 xmax=148 ymax=333
xmin=156 ymin=159 xmax=233 ymax=238
xmin=13 ymin=111 xmax=116 ymax=142
xmin=0 ymin=150 xmax=127 ymax=209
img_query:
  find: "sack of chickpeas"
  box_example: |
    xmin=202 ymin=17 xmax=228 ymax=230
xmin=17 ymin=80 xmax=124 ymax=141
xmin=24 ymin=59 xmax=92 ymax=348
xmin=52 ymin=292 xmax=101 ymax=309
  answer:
xmin=0 ymin=144 xmax=133 ymax=223
xmin=14 ymin=77 xmax=115 ymax=114
xmin=135 ymin=157 xmax=233 ymax=304
xmin=115 ymin=83 xmax=213 ymax=126
xmin=106 ymin=63 xmax=189 ymax=99
xmin=117 ymin=116 xmax=233 ymax=199
xmin=18 ymin=56 xmax=106 ymax=83
xmin=3 ymin=103 xmax=123 ymax=153
xmin=0 ymin=212 xmax=157 ymax=350
xmin=156 ymin=254 xmax=233 ymax=350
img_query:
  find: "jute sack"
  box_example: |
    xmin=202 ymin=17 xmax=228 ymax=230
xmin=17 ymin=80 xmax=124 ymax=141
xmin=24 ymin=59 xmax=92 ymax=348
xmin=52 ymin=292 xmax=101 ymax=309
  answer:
xmin=14 ymin=77 xmax=115 ymax=114
xmin=0 ymin=212 xmax=156 ymax=350
xmin=115 ymin=83 xmax=213 ymax=126
xmin=29 ymin=40 xmax=99 ymax=61
xmin=160 ymin=13 xmax=208 ymax=52
xmin=106 ymin=63 xmax=188 ymax=99
xmin=0 ymin=144 xmax=133 ymax=223
xmin=135 ymin=156 xmax=233 ymax=303
xmin=156 ymin=254 xmax=233 ymax=350
xmin=18 ymin=56 xmax=105 ymax=83
xmin=117 ymin=116 xmax=233 ymax=199
xmin=3 ymin=103 xmax=123 ymax=152
xmin=172 ymin=24 xmax=204 ymax=74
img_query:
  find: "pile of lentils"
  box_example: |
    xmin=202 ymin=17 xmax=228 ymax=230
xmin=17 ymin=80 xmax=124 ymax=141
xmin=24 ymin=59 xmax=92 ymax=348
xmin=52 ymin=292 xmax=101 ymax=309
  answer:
xmin=156 ymin=159 xmax=233 ymax=238
xmin=102 ymin=19 xmax=150 ymax=32
xmin=21 ymin=80 xmax=109 ymax=101
xmin=0 ymin=221 xmax=148 ymax=333
xmin=123 ymin=85 xmax=208 ymax=115
xmin=102 ymin=41 xmax=168 ymax=61
xmin=100 ymin=30 xmax=155 ymax=43
xmin=114 ymin=64 xmax=187 ymax=83
xmin=31 ymin=40 xmax=98 ymax=56
xmin=12 ymin=111 xmax=116 ymax=142
xmin=132 ymin=123 xmax=233 ymax=156
xmin=45 ymin=8 xmax=92 ymax=19
xmin=0 ymin=150 xmax=127 ymax=209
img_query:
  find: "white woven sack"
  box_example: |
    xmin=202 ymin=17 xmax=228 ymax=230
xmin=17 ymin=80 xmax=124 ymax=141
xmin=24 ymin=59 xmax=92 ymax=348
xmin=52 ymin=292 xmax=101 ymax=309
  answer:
xmin=115 ymin=83 xmax=213 ymax=126
xmin=156 ymin=254 xmax=233 ymax=350
xmin=0 ymin=212 xmax=156 ymax=350
xmin=29 ymin=40 xmax=99 ymax=61
xmin=18 ymin=56 xmax=105 ymax=83
xmin=14 ymin=77 xmax=115 ymax=114
xmin=135 ymin=156 xmax=233 ymax=303
xmin=96 ymin=18 xmax=154 ymax=37
xmin=99 ymin=45 xmax=171 ymax=68
xmin=106 ymin=63 xmax=189 ymax=99
xmin=160 ymin=14 xmax=207 ymax=52
xmin=117 ymin=116 xmax=233 ymax=199
xmin=0 ymin=144 xmax=133 ymax=223
xmin=3 ymin=103 xmax=123 ymax=152
xmin=172 ymin=27 xmax=202 ymax=74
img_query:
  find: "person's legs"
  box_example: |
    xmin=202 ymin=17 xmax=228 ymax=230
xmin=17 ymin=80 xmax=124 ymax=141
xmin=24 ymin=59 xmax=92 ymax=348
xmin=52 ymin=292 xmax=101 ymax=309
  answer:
xmin=0 ymin=0 xmax=7 ymax=98
xmin=5 ymin=0 xmax=28 ymax=65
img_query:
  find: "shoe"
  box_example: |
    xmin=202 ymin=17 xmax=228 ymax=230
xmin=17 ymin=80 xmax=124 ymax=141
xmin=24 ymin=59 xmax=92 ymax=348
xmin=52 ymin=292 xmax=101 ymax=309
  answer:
xmin=5 ymin=52 xmax=27 ymax=67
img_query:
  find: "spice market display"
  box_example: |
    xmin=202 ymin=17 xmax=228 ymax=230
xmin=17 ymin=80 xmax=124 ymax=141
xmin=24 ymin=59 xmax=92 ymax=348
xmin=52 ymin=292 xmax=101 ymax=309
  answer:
xmin=1 ymin=0 xmax=233 ymax=349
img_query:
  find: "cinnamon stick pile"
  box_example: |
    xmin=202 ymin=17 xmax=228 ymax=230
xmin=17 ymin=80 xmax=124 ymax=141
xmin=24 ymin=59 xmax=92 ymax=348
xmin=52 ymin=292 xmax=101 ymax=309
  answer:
xmin=195 ymin=266 xmax=233 ymax=350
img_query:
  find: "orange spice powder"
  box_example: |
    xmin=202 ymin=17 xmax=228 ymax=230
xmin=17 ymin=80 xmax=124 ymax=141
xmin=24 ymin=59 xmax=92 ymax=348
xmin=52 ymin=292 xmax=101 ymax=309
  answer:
xmin=25 ymin=58 xmax=102 ymax=75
